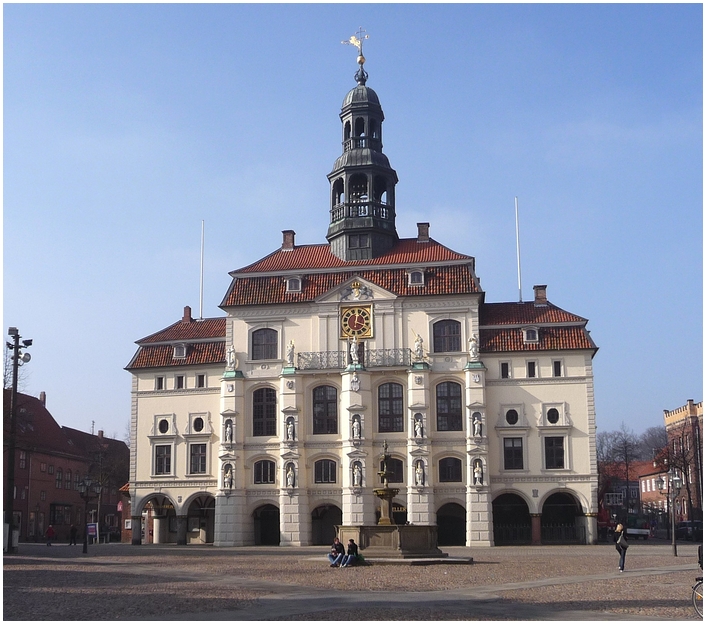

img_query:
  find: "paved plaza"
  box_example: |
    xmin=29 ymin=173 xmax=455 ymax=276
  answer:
xmin=3 ymin=540 xmax=702 ymax=620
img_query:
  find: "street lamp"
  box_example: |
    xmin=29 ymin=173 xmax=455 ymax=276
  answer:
xmin=78 ymin=477 xmax=98 ymax=554
xmin=657 ymin=470 xmax=683 ymax=557
xmin=4 ymin=327 xmax=32 ymax=554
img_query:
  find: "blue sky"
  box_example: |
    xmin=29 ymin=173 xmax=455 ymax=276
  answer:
xmin=4 ymin=3 xmax=702 ymax=439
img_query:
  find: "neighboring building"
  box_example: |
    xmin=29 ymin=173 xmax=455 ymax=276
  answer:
xmin=664 ymin=399 xmax=703 ymax=522
xmin=3 ymin=390 xmax=129 ymax=542
xmin=127 ymin=52 xmax=599 ymax=547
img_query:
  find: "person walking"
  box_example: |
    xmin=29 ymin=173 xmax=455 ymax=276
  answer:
xmin=69 ymin=525 xmax=78 ymax=546
xmin=341 ymin=538 xmax=359 ymax=567
xmin=45 ymin=525 xmax=55 ymax=547
xmin=615 ymin=523 xmax=629 ymax=572
xmin=327 ymin=537 xmax=345 ymax=567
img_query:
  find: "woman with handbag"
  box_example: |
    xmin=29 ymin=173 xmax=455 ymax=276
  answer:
xmin=615 ymin=523 xmax=629 ymax=572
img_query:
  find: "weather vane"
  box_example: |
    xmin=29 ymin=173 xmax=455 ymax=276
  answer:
xmin=342 ymin=27 xmax=369 ymax=66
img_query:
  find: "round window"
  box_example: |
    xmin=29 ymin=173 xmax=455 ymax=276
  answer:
xmin=547 ymin=408 xmax=560 ymax=424
xmin=505 ymin=409 xmax=519 ymax=425
xmin=193 ymin=417 xmax=204 ymax=432
xmin=158 ymin=419 xmax=169 ymax=434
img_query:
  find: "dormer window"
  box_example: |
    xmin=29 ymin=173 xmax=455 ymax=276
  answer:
xmin=523 ymin=327 xmax=539 ymax=343
xmin=286 ymin=277 xmax=302 ymax=293
xmin=173 ymin=344 xmax=187 ymax=359
xmin=408 ymin=270 xmax=425 ymax=286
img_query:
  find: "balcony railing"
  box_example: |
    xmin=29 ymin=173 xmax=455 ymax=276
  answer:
xmin=297 ymin=349 xmax=413 ymax=371
xmin=330 ymin=202 xmax=394 ymax=223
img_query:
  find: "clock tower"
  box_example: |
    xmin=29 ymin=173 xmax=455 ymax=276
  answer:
xmin=326 ymin=38 xmax=399 ymax=261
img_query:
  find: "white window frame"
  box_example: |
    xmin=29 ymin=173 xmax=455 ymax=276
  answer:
xmin=153 ymin=443 xmax=175 ymax=477
xmin=174 ymin=374 xmax=186 ymax=390
xmin=501 ymin=436 xmax=527 ymax=472
xmin=541 ymin=433 xmax=571 ymax=472
xmin=526 ymin=359 xmax=538 ymax=378
xmin=500 ymin=361 xmax=512 ymax=379
xmin=195 ymin=373 xmax=207 ymax=389
xmin=173 ymin=343 xmax=187 ymax=359
xmin=406 ymin=269 xmax=425 ymax=286
xmin=522 ymin=326 xmax=539 ymax=344
xmin=285 ymin=276 xmax=302 ymax=293
xmin=187 ymin=441 xmax=209 ymax=476
xmin=552 ymin=359 xmax=564 ymax=377
xmin=155 ymin=375 xmax=166 ymax=391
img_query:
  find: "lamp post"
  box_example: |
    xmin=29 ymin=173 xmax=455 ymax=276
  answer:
xmin=4 ymin=327 xmax=32 ymax=554
xmin=658 ymin=470 xmax=683 ymax=557
xmin=78 ymin=477 xmax=97 ymax=554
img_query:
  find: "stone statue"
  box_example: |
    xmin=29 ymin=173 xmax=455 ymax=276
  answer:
xmin=473 ymin=414 xmax=482 ymax=437
xmin=226 ymin=344 xmax=236 ymax=370
xmin=350 ymin=373 xmax=360 ymax=392
xmin=286 ymin=420 xmax=294 ymax=441
xmin=223 ymin=466 xmax=233 ymax=489
xmin=350 ymin=336 xmax=359 ymax=365
xmin=285 ymin=340 xmax=295 ymax=367
xmin=352 ymin=417 xmax=361 ymax=439
xmin=224 ymin=421 xmax=233 ymax=443
xmin=414 ymin=417 xmax=423 ymax=439
xmin=415 ymin=461 xmax=424 ymax=486
xmin=473 ymin=460 xmax=483 ymax=486
xmin=469 ymin=334 xmax=479 ymax=361
xmin=286 ymin=465 xmax=295 ymax=488
xmin=414 ymin=333 xmax=424 ymax=361
xmin=353 ymin=463 xmax=362 ymax=487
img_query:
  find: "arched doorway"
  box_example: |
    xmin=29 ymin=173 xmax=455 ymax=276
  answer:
xmin=311 ymin=505 xmax=342 ymax=545
xmin=437 ymin=503 xmax=466 ymax=546
xmin=541 ymin=492 xmax=582 ymax=544
xmin=186 ymin=496 xmax=215 ymax=544
xmin=141 ymin=496 xmax=176 ymax=544
xmin=253 ymin=504 xmax=280 ymax=545
xmin=493 ymin=493 xmax=531 ymax=545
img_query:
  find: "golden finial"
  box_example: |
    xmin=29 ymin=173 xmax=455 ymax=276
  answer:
xmin=342 ymin=27 xmax=369 ymax=66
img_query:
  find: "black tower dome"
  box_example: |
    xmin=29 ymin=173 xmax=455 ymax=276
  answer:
xmin=326 ymin=46 xmax=399 ymax=261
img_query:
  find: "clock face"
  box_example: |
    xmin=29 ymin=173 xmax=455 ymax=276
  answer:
xmin=340 ymin=306 xmax=373 ymax=338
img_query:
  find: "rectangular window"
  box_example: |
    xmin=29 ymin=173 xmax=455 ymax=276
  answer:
xmin=55 ymin=470 xmax=63 ymax=489
xmin=155 ymin=376 xmax=165 ymax=390
xmin=196 ymin=374 xmax=206 ymax=388
xmin=40 ymin=490 xmax=46 ymax=501
xmin=189 ymin=444 xmax=207 ymax=474
xmin=501 ymin=362 xmax=511 ymax=379
xmin=254 ymin=460 xmax=276 ymax=484
xmin=175 ymin=375 xmax=185 ymax=390
xmin=314 ymin=460 xmax=337 ymax=484
xmin=527 ymin=361 xmax=537 ymax=378
xmin=19 ymin=451 xmax=26 ymax=469
xmin=48 ymin=465 xmax=54 ymax=475
xmin=40 ymin=462 xmax=47 ymax=472
xmin=553 ymin=360 xmax=562 ymax=377
xmin=545 ymin=437 xmax=565 ymax=469
xmin=641 ymin=481 xmax=646 ymax=492
xmin=503 ymin=438 xmax=523 ymax=470
xmin=378 ymin=383 xmax=404 ymax=433
xmin=155 ymin=445 xmax=171 ymax=475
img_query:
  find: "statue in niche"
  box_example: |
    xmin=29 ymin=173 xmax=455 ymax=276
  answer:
xmin=469 ymin=334 xmax=480 ymax=361
xmin=473 ymin=459 xmax=483 ymax=486
xmin=352 ymin=416 xmax=361 ymax=440
xmin=352 ymin=463 xmax=362 ymax=487
xmin=286 ymin=464 xmax=295 ymax=488
xmin=350 ymin=336 xmax=359 ymax=365
xmin=473 ymin=413 xmax=482 ymax=437
xmin=286 ymin=340 xmax=295 ymax=367
xmin=226 ymin=344 xmax=237 ymax=370
xmin=415 ymin=461 xmax=424 ymax=486
xmin=224 ymin=421 xmax=233 ymax=443
xmin=223 ymin=465 xmax=233 ymax=489
xmin=286 ymin=419 xmax=295 ymax=441
xmin=414 ymin=417 xmax=423 ymax=439
xmin=414 ymin=333 xmax=424 ymax=361
xmin=350 ymin=373 xmax=360 ymax=392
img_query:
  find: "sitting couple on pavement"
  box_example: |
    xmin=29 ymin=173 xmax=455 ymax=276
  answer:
xmin=328 ymin=537 xmax=359 ymax=567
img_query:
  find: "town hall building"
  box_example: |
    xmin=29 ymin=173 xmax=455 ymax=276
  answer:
xmin=126 ymin=43 xmax=599 ymax=548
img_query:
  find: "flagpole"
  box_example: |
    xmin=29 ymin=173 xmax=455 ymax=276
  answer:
xmin=515 ymin=197 xmax=523 ymax=303
xmin=199 ymin=220 xmax=205 ymax=320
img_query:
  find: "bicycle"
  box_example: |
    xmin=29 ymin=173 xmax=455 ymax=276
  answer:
xmin=693 ymin=576 xmax=703 ymax=618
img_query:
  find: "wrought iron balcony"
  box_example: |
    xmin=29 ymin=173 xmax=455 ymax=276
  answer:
xmin=297 ymin=348 xmax=412 ymax=371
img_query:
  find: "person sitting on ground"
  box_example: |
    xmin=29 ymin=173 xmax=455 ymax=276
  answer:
xmin=328 ymin=537 xmax=345 ymax=567
xmin=341 ymin=538 xmax=359 ymax=567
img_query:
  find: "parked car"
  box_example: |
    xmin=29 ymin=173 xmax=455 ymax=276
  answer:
xmin=676 ymin=521 xmax=702 ymax=541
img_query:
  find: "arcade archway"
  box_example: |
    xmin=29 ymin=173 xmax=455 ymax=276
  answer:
xmin=253 ymin=504 xmax=280 ymax=545
xmin=311 ymin=505 xmax=342 ymax=545
xmin=492 ymin=493 xmax=531 ymax=545
xmin=541 ymin=492 xmax=583 ymax=544
xmin=437 ymin=503 xmax=466 ymax=546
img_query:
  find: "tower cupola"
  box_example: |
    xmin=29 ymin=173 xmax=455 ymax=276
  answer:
xmin=327 ymin=30 xmax=399 ymax=261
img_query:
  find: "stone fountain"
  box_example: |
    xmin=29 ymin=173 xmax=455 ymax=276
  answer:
xmin=338 ymin=441 xmax=445 ymax=559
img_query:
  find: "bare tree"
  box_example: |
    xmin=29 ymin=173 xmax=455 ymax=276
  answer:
xmin=611 ymin=423 xmax=641 ymax=521
xmin=639 ymin=426 xmax=668 ymax=460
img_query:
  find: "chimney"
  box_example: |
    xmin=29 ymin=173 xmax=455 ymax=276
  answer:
xmin=39 ymin=391 xmax=46 ymax=406
xmin=182 ymin=306 xmax=192 ymax=323
xmin=282 ymin=230 xmax=296 ymax=251
xmin=417 ymin=222 xmax=430 ymax=243
xmin=533 ymin=285 xmax=548 ymax=306
xmin=98 ymin=430 xmax=104 ymax=440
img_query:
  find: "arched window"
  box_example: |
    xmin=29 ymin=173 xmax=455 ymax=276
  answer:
xmin=55 ymin=468 xmax=63 ymax=489
xmin=354 ymin=117 xmax=365 ymax=137
xmin=378 ymin=382 xmax=403 ymax=432
xmin=314 ymin=459 xmax=337 ymax=483
xmin=349 ymin=174 xmax=368 ymax=203
xmin=332 ymin=178 xmax=344 ymax=205
xmin=379 ymin=457 xmax=404 ymax=483
xmin=439 ymin=457 xmax=463 ymax=482
xmin=252 ymin=328 xmax=277 ymax=360
xmin=433 ymin=320 xmax=461 ymax=353
xmin=313 ymin=386 xmax=338 ymax=434
xmin=436 ymin=382 xmax=462 ymax=431
xmin=370 ymin=119 xmax=379 ymax=138
xmin=254 ymin=459 xmax=276 ymax=484
xmin=253 ymin=388 xmax=277 ymax=436
xmin=344 ymin=121 xmax=351 ymax=141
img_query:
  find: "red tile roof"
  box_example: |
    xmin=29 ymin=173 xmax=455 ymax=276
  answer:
xmin=480 ymin=302 xmax=587 ymax=326
xmin=137 ymin=317 xmax=226 ymax=344
xmin=126 ymin=342 xmax=226 ymax=370
xmin=234 ymin=238 xmax=473 ymax=274
xmin=480 ymin=326 xmax=596 ymax=353
xmin=601 ymin=460 xmax=658 ymax=482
